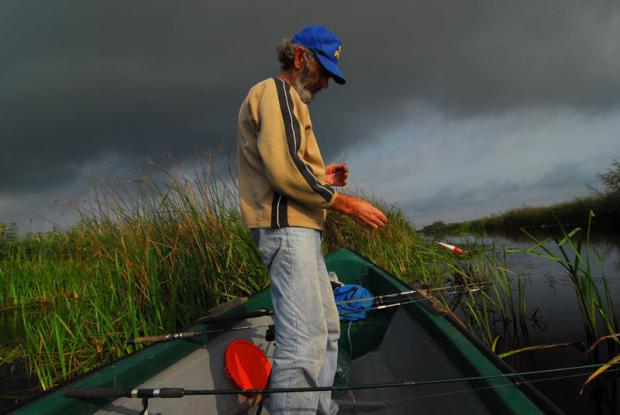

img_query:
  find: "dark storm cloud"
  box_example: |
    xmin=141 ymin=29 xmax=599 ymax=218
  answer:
xmin=1 ymin=0 xmax=620 ymax=195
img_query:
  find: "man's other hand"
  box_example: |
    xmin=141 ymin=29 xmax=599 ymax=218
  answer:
xmin=325 ymin=163 xmax=349 ymax=186
xmin=330 ymin=193 xmax=388 ymax=229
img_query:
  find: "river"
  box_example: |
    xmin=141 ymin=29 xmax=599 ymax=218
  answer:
xmin=448 ymin=228 xmax=620 ymax=415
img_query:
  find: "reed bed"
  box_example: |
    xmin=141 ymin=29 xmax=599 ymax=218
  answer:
xmin=1 ymin=163 xmax=468 ymax=391
xmin=2 ymin=161 xmax=614 ymax=396
xmin=438 ymin=237 xmax=529 ymax=349
xmin=514 ymin=213 xmax=618 ymax=341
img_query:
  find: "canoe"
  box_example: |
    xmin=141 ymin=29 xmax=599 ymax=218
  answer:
xmin=9 ymin=248 xmax=564 ymax=414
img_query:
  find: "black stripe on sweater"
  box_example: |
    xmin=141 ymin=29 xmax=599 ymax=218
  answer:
xmin=270 ymin=192 xmax=288 ymax=228
xmin=278 ymin=195 xmax=288 ymax=227
xmin=273 ymin=78 xmax=335 ymax=203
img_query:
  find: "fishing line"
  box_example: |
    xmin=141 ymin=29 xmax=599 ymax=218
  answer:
xmin=347 ymin=321 xmax=354 ymax=358
xmin=187 ymin=361 xmax=620 ymax=395
xmin=378 ymin=366 xmax=620 ymax=405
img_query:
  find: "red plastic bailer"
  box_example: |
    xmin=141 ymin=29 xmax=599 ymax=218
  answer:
xmin=225 ymin=339 xmax=272 ymax=390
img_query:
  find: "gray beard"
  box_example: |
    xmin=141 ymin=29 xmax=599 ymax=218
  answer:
xmin=292 ymin=65 xmax=315 ymax=104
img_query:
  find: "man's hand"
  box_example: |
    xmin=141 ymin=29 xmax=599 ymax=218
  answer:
xmin=325 ymin=163 xmax=349 ymax=187
xmin=330 ymin=193 xmax=388 ymax=229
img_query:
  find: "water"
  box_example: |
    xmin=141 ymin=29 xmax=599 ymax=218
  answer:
xmin=450 ymin=228 xmax=620 ymax=415
xmin=0 ymin=310 xmax=40 ymax=414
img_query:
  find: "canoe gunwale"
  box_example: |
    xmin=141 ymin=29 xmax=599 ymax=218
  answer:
xmin=7 ymin=298 xmax=247 ymax=414
xmin=338 ymin=248 xmax=565 ymax=415
xmin=430 ymin=295 xmax=565 ymax=415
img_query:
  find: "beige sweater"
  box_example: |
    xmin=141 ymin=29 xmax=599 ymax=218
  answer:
xmin=237 ymin=78 xmax=337 ymax=230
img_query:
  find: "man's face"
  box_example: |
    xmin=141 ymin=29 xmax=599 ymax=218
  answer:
xmin=293 ymin=52 xmax=330 ymax=104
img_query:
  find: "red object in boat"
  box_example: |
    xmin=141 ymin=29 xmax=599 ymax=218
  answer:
xmin=225 ymin=339 xmax=272 ymax=390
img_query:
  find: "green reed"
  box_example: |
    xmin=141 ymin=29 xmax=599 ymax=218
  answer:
xmin=514 ymin=212 xmax=618 ymax=340
xmin=432 ymin=234 xmax=530 ymax=348
xmin=2 ymin=161 xmax=447 ymax=390
xmin=0 ymin=160 xmax=550 ymax=391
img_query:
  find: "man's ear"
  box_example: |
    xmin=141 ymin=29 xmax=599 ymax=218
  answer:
xmin=293 ymin=47 xmax=305 ymax=70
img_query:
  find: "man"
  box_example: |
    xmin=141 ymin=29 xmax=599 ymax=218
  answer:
xmin=237 ymin=25 xmax=387 ymax=414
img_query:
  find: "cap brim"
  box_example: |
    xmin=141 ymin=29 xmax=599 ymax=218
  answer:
xmin=315 ymin=52 xmax=346 ymax=85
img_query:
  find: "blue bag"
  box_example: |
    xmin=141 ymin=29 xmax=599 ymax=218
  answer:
xmin=333 ymin=284 xmax=373 ymax=321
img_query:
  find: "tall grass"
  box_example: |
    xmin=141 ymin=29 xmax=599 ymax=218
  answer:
xmin=6 ymin=160 xmax=604 ymax=393
xmin=1 ymin=163 xmax=270 ymax=389
xmin=514 ymin=213 xmax=618 ymax=340
xmin=442 ymin=238 xmax=528 ymax=348
xmin=2 ymin=162 xmax=471 ymax=390
xmin=323 ymin=203 xmax=450 ymax=287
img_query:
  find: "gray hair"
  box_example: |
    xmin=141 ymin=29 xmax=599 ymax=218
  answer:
xmin=276 ymin=38 xmax=316 ymax=71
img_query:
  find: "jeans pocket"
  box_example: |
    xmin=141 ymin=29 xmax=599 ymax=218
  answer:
xmin=254 ymin=228 xmax=282 ymax=270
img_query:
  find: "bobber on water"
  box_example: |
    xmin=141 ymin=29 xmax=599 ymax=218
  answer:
xmin=438 ymin=242 xmax=464 ymax=255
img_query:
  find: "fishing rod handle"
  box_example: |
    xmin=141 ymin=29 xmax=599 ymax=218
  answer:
xmin=65 ymin=387 xmax=131 ymax=398
xmin=195 ymin=309 xmax=273 ymax=324
xmin=126 ymin=332 xmax=196 ymax=345
xmin=65 ymin=387 xmax=185 ymax=399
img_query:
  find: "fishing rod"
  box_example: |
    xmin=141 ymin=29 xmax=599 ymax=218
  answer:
xmin=132 ymin=289 xmax=479 ymax=344
xmin=127 ymin=285 xmax=485 ymax=344
xmin=195 ymin=308 xmax=272 ymax=324
xmin=337 ymin=288 xmax=481 ymax=319
xmin=64 ymin=361 xmax=620 ymax=399
xmin=125 ymin=324 xmax=273 ymax=345
xmin=334 ymin=282 xmax=488 ymax=307
xmin=339 ymin=297 xmax=437 ymax=319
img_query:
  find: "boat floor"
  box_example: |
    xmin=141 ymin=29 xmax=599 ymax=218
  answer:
xmin=95 ymin=309 xmax=494 ymax=414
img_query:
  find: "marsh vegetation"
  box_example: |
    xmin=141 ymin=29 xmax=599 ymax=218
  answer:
xmin=1 ymin=162 xmax=619 ymax=414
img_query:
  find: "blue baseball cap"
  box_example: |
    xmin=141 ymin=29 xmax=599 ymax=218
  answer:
xmin=292 ymin=25 xmax=346 ymax=85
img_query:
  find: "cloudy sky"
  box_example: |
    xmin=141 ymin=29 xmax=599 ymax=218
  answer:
xmin=2 ymin=1 xmax=619 ymax=232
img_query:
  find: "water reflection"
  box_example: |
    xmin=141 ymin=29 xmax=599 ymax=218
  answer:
xmin=449 ymin=228 xmax=620 ymax=415
xmin=0 ymin=310 xmax=44 ymax=413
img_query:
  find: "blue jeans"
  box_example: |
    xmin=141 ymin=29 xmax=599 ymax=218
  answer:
xmin=252 ymin=227 xmax=340 ymax=415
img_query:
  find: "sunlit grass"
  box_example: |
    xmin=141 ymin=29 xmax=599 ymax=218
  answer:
xmin=2 ymin=161 xmax=614 ymax=397
xmin=1 ymin=162 xmax=469 ymax=390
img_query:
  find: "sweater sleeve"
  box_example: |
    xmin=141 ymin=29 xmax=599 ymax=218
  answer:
xmin=253 ymin=79 xmax=336 ymax=209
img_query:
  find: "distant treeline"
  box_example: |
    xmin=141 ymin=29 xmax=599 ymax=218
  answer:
xmin=422 ymin=161 xmax=620 ymax=235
